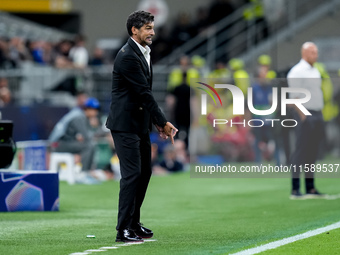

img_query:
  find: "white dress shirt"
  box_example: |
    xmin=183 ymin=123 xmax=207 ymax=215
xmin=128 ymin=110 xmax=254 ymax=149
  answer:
xmin=131 ymin=37 xmax=151 ymax=70
xmin=69 ymin=46 xmax=89 ymax=68
xmin=287 ymin=59 xmax=323 ymax=111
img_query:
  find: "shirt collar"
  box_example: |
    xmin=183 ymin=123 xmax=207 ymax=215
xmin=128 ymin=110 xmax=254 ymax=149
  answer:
xmin=300 ymin=58 xmax=314 ymax=69
xmin=131 ymin=37 xmax=151 ymax=55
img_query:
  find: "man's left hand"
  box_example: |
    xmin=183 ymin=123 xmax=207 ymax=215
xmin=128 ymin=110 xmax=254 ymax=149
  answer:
xmin=155 ymin=122 xmax=178 ymax=144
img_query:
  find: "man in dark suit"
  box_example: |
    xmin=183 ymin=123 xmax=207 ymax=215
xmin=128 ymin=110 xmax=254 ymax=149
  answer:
xmin=106 ymin=10 xmax=178 ymax=243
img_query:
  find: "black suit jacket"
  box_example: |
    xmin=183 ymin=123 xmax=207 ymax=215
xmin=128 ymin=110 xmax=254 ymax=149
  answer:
xmin=106 ymin=38 xmax=167 ymax=134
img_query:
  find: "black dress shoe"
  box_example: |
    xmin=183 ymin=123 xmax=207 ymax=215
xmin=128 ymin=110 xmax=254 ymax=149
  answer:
xmin=132 ymin=223 xmax=153 ymax=239
xmin=116 ymin=229 xmax=144 ymax=243
xmin=290 ymin=190 xmax=305 ymax=200
xmin=305 ymin=189 xmax=326 ymax=199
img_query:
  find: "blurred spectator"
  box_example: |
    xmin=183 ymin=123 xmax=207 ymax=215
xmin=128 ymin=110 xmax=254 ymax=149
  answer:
xmin=229 ymin=58 xmax=250 ymax=95
xmin=167 ymin=55 xmax=200 ymax=92
xmin=49 ymin=97 xmax=100 ymax=172
xmin=0 ymin=38 xmax=16 ymax=69
xmin=151 ymin=143 xmax=159 ymax=169
xmin=257 ymin=54 xmax=277 ymax=79
xmin=208 ymin=0 xmax=235 ymax=25
xmin=170 ymin=12 xmax=194 ymax=49
xmin=171 ymin=73 xmax=192 ymax=148
xmin=167 ymin=56 xmax=199 ymax=131
xmin=262 ymin=0 xmax=286 ymax=27
xmin=287 ymin=42 xmax=325 ymax=199
xmin=43 ymin=41 xmax=54 ymax=65
xmin=0 ymin=78 xmax=12 ymax=107
xmin=174 ymin=139 xmax=189 ymax=166
xmin=151 ymin=143 xmax=167 ymax=175
xmin=54 ymin=39 xmax=73 ymax=68
xmin=204 ymin=89 xmax=254 ymax=162
xmin=8 ymin=37 xmax=31 ymax=67
xmin=89 ymin=47 xmax=105 ymax=66
xmin=69 ymin=34 xmax=89 ymax=69
xmin=159 ymin=144 xmax=184 ymax=172
xmin=150 ymin=131 xmax=171 ymax=158
xmin=0 ymin=77 xmax=9 ymax=89
xmin=208 ymin=61 xmax=231 ymax=80
xmin=29 ymin=40 xmax=46 ymax=65
xmin=0 ymin=87 xmax=12 ymax=107
xmin=251 ymin=66 xmax=280 ymax=163
xmin=314 ymin=62 xmax=339 ymax=158
xmin=314 ymin=62 xmax=339 ymax=122
xmin=75 ymin=90 xmax=89 ymax=107
xmin=150 ymin=26 xmax=172 ymax=63
xmin=52 ymin=37 xmax=87 ymax=95
xmin=191 ymin=7 xmax=210 ymax=36
xmin=243 ymin=0 xmax=269 ymax=43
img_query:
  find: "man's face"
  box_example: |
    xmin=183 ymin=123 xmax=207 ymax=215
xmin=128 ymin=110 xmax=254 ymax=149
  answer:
xmin=132 ymin=22 xmax=155 ymax=47
xmin=85 ymin=108 xmax=98 ymax=119
xmin=85 ymin=108 xmax=99 ymax=128
xmin=308 ymin=46 xmax=318 ymax=65
xmin=303 ymin=45 xmax=318 ymax=65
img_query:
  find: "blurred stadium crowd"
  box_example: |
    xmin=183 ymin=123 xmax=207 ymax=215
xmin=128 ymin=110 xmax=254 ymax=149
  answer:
xmin=1 ymin=0 xmax=340 ymax=182
xmin=0 ymin=0 xmax=266 ymax=70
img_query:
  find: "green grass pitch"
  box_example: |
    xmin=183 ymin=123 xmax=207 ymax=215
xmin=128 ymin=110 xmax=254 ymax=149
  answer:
xmin=0 ymin=171 xmax=339 ymax=255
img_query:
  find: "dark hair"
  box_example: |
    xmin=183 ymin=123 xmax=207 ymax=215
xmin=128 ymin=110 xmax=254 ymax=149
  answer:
xmin=126 ymin=10 xmax=154 ymax=36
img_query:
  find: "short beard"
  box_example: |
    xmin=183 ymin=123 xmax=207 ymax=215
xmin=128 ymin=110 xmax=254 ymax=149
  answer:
xmin=144 ymin=40 xmax=152 ymax=46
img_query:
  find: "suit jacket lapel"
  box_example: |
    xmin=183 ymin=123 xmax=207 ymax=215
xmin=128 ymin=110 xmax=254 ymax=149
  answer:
xmin=150 ymin=60 xmax=153 ymax=89
xmin=128 ymin=38 xmax=150 ymax=76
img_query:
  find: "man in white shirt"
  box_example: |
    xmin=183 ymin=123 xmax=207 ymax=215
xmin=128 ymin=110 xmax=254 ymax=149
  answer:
xmin=287 ymin=42 xmax=325 ymax=199
xmin=69 ymin=34 xmax=89 ymax=68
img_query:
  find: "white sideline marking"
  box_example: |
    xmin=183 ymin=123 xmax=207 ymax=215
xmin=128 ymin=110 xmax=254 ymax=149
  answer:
xmin=229 ymin=221 xmax=340 ymax=255
xmin=69 ymin=239 xmax=157 ymax=255
xmin=144 ymin=239 xmax=157 ymax=242
xmin=325 ymin=194 xmax=340 ymax=200
xmin=116 ymin=242 xmax=144 ymax=246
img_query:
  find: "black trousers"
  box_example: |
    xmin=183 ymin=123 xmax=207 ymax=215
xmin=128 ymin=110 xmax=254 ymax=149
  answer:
xmin=111 ymin=131 xmax=152 ymax=230
xmin=290 ymin=111 xmax=325 ymax=192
